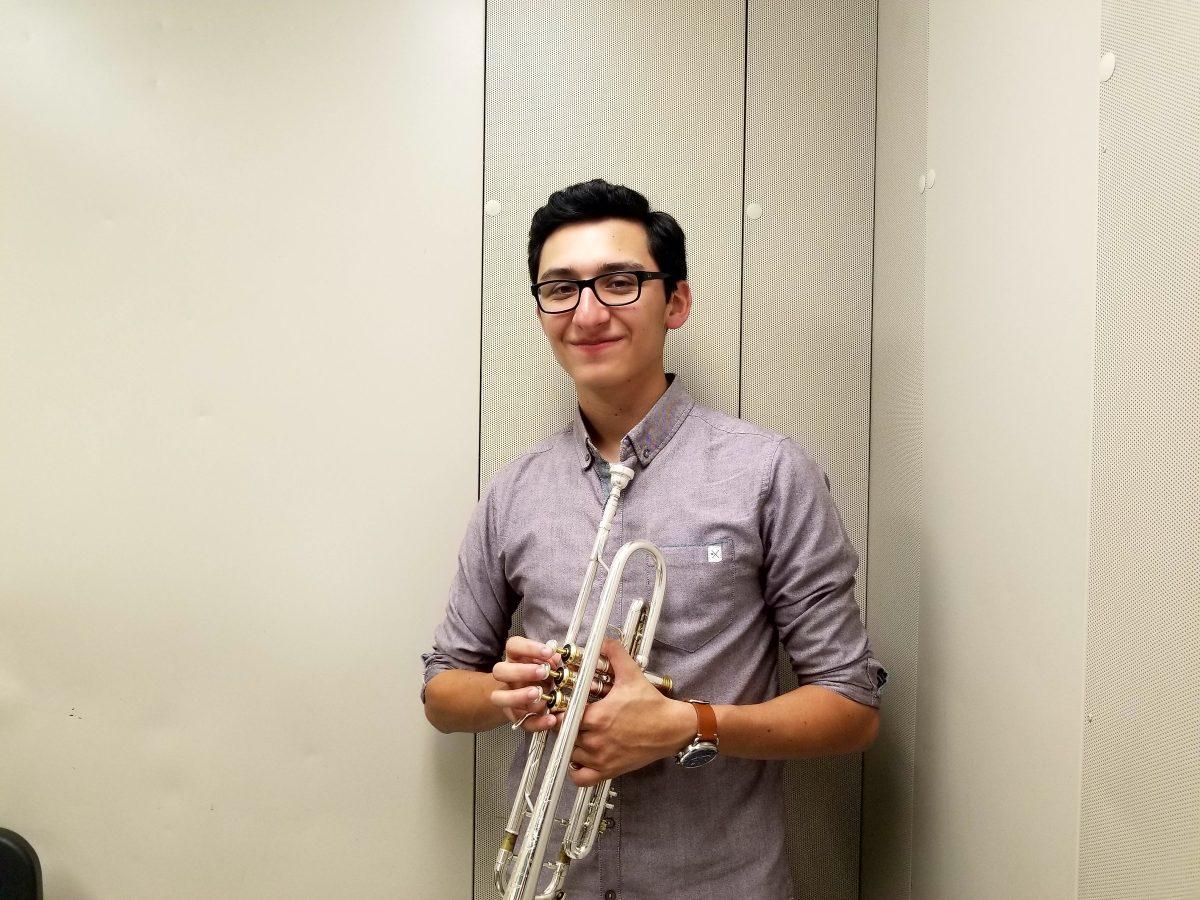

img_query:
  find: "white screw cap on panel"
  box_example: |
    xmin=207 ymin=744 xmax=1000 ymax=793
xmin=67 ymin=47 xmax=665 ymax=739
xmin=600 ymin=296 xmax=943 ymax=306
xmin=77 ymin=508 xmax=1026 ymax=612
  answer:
xmin=484 ymin=199 xmax=501 ymax=216
xmin=1098 ymin=51 xmax=1116 ymax=83
xmin=745 ymin=202 xmax=762 ymax=220
xmin=918 ymin=168 xmax=936 ymax=194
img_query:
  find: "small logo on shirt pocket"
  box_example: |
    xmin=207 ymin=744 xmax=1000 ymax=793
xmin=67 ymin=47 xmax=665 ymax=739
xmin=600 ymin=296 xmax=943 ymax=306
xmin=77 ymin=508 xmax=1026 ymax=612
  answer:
xmin=652 ymin=540 xmax=736 ymax=654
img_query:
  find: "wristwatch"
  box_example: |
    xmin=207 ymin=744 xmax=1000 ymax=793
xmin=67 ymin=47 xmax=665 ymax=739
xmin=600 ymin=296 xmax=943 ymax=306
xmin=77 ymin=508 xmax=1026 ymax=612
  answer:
xmin=675 ymin=700 xmax=719 ymax=769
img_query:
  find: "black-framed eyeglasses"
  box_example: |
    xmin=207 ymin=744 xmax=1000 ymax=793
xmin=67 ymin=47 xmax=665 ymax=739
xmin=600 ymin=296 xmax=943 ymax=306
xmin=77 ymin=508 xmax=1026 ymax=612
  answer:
xmin=531 ymin=270 xmax=675 ymax=314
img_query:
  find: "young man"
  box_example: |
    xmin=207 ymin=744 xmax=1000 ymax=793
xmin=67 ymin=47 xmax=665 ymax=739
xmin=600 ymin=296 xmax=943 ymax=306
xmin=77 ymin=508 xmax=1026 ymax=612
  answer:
xmin=422 ymin=180 xmax=886 ymax=898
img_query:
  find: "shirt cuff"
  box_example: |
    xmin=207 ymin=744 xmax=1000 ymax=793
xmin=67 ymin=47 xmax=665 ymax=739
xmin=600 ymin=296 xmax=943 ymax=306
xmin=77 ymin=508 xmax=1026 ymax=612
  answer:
xmin=801 ymin=656 xmax=888 ymax=709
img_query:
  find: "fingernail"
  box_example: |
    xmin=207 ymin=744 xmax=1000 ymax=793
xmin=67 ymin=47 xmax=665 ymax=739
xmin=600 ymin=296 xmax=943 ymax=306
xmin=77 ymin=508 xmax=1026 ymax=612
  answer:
xmin=538 ymin=663 xmax=550 ymax=679
xmin=528 ymin=687 xmax=541 ymax=701
xmin=569 ymin=763 xmax=581 ymax=770
xmin=543 ymin=639 xmax=556 ymax=654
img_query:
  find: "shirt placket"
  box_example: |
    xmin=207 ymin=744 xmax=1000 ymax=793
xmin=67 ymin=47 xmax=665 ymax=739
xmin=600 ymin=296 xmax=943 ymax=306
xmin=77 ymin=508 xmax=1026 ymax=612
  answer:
xmin=582 ymin=440 xmax=610 ymax=507
xmin=598 ymin=455 xmax=632 ymax=900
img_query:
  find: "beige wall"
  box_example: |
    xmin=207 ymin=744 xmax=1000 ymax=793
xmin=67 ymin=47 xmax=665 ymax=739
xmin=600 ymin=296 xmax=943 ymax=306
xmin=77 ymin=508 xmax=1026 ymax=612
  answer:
xmin=5 ymin=3 xmax=1158 ymax=898
xmin=0 ymin=2 xmax=482 ymax=897
xmin=914 ymin=2 xmax=1099 ymax=898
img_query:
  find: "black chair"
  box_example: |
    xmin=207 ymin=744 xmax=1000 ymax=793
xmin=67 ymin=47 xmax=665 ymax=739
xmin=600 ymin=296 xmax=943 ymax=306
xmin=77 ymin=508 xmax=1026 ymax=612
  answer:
xmin=0 ymin=829 xmax=42 ymax=900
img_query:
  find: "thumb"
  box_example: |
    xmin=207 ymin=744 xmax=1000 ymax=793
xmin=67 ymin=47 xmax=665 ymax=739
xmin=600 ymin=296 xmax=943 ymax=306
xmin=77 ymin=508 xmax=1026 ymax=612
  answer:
xmin=602 ymin=637 xmax=641 ymax=681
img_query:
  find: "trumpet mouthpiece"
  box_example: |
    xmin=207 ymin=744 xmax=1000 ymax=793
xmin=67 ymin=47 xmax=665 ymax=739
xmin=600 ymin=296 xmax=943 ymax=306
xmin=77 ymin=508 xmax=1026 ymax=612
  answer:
xmin=608 ymin=464 xmax=635 ymax=492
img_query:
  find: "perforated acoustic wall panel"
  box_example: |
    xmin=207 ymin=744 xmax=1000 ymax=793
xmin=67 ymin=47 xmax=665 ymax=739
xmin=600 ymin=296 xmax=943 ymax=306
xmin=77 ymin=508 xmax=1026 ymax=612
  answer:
xmin=742 ymin=2 xmax=877 ymax=897
xmin=1079 ymin=3 xmax=1200 ymax=896
xmin=477 ymin=2 xmax=746 ymax=896
xmin=479 ymin=1 xmax=746 ymax=487
xmin=861 ymin=2 xmax=926 ymax=897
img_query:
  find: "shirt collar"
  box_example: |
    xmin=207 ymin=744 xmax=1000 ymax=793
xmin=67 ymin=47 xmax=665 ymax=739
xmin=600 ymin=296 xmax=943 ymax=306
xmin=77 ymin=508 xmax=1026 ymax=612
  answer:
xmin=573 ymin=374 xmax=695 ymax=471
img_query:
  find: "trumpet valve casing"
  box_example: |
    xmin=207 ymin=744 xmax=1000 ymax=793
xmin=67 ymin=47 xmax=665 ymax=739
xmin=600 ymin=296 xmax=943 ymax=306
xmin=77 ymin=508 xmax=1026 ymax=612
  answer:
xmin=555 ymin=644 xmax=582 ymax=667
xmin=551 ymin=666 xmax=578 ymax=691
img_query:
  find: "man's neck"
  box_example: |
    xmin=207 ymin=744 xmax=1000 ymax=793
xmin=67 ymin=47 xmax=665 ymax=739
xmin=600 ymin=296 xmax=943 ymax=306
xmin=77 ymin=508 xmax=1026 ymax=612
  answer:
xmin=578 ymin=371 xmax=669 ymax=463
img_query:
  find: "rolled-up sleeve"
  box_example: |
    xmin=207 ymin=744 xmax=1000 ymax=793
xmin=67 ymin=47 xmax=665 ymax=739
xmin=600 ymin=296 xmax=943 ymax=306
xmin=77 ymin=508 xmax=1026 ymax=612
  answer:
xmin=420 ymin=479 xmax=518 ymax=702
xmin=759 ymin=438 xmax=888 ymax=709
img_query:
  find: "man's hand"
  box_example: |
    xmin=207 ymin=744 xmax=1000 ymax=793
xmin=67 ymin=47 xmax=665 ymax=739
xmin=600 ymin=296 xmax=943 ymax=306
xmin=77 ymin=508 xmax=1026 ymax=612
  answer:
xmin=489 ymin=635 xmax=562 ymax=733
xmin=567 ymin=638 xmax=696 ymax=787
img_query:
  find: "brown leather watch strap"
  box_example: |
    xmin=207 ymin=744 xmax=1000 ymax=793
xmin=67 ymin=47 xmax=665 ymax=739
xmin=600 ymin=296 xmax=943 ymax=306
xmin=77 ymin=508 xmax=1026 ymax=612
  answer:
xmin=687 ymin=700 xmax=718 ymax=742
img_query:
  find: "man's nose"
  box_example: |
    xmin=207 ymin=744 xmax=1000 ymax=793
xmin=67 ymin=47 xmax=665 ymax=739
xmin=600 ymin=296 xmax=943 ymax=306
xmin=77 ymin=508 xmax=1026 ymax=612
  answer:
xmin=572 ymin=284 xmax=610 ymax=326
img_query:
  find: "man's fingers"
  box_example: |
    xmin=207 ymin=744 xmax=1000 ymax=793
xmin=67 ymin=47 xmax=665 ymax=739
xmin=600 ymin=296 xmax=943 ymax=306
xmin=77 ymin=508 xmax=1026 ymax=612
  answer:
xmin=576 ymin=701 xmax=611 ymax=733
xmin=569 ymin=745 xmax=600 ymax=770
xmin=510 ymin=712 xmax=558 ymax=733
xmin=490 ymin=685 xmax=548 ymax=711
xmin=568 ymin=763 xmax=602 ymax=788
xmin=492 ymin=660 xmax=552 ymax=686
xmin=600 ymin=637 xmax=640 ymax=677
xmin=571 ymin=732 xmax=600 ymax=754
xmin=504 ymin=636 xmax=560 ymax=665
xmin=493 ymin=686 xmax=559 ymax=734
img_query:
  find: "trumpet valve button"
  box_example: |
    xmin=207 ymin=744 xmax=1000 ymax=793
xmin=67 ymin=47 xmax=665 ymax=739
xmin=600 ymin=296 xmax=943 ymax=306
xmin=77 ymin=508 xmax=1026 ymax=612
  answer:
xmin=557 ymin=644 xmax=582 ymax=666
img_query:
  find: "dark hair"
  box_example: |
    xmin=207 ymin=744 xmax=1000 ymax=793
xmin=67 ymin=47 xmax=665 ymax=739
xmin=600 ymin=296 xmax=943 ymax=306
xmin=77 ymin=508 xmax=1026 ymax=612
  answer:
xmin=527 ymin=179 xmax=688 ymax=298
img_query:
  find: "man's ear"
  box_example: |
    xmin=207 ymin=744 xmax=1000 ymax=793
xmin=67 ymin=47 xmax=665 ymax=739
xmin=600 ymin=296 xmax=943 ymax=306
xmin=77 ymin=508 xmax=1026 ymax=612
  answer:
xmin=665 ymin=280 xmax=692 ymax=330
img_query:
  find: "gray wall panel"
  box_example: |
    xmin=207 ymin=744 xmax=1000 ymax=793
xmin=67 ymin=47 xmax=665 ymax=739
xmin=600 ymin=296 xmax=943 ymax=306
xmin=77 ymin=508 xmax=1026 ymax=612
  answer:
xmin=743 ymin=2 xmax=877 ymax=897
xmin=477 ymin=2 xmax=746 ymax=896
xmin=862 ymin=2 xmax=926 ymax=897
xmin=480 ymin=0 xmax=746 ymax=487
xmin=1080 ymin=2 xmax=1200 ymax=896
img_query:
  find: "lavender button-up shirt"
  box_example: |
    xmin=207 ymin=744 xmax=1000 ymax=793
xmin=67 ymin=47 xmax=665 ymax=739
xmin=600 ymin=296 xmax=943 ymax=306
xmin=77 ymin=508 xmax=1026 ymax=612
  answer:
xmin=423 ymin=377 xmax=887 ymax=900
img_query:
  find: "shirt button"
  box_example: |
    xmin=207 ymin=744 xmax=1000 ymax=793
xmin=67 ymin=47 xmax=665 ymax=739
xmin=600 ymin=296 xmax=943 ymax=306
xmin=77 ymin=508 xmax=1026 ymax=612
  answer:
xmin=603 ymin=816 xmax=615 ymax=829
xmin=604 ymin=891 xmax=616 ymax=900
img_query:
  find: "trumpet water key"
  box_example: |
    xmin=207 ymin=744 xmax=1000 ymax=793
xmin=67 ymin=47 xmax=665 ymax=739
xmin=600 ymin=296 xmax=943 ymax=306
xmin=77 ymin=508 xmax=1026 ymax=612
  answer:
xmin=494 ymin=464 xmax=672 ymax=900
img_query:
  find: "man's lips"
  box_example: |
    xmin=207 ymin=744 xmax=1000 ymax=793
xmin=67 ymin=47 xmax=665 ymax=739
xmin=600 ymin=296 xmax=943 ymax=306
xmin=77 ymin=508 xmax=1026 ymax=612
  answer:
xmin=570 ymin=337 xmax=621 ymax=353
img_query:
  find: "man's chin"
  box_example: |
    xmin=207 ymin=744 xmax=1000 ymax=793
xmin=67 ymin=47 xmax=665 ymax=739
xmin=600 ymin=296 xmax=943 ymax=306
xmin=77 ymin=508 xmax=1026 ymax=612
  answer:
xmin=567 ymin=365 xmax=628 ymax=395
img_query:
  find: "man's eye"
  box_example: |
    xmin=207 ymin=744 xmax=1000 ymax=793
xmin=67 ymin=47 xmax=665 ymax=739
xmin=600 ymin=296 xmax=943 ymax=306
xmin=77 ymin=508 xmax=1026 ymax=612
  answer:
xmin=602 ymin=275 xmax=638 ymax=292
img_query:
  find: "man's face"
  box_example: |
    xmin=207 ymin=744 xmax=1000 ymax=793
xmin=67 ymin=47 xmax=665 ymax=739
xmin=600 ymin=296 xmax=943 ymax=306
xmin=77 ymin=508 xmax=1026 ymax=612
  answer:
xmin=535 ymin=218 xmax=690 ymax=395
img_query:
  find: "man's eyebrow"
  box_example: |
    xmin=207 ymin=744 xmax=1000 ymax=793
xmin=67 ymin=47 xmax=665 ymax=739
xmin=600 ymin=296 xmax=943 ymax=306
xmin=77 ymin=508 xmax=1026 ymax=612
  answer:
xmin=536 ymin=260 xmax=649 ymax=281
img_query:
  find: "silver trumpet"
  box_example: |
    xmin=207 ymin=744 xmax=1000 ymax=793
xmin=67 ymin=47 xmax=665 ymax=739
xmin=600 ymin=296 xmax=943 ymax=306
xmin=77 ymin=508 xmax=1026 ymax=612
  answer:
xmin=495 ymin=463 xmax=672 ymax=900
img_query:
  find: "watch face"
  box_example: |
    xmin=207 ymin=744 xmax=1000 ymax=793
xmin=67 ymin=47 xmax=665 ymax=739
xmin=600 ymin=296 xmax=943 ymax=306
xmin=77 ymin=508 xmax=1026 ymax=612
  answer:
xmin=680 ymin=742 xmax=719 ymax=769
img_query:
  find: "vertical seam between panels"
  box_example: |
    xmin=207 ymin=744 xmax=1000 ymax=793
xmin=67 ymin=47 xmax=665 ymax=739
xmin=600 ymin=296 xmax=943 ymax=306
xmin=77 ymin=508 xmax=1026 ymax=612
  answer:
xmin=478 ymin=11 xmax=488 ymax=502
xmin=737 ymin=0 xmax=749 ymax=419
xmin=858 ymin=4 xmax=882 ymax=898
xmin=474 ymin=2 xmax=489 ymax=896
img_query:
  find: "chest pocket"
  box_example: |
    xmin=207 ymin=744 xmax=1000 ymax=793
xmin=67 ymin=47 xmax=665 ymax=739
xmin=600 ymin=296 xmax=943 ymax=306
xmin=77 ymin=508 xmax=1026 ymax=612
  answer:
xmin=647 ymin=539 xmax=735 ymax=654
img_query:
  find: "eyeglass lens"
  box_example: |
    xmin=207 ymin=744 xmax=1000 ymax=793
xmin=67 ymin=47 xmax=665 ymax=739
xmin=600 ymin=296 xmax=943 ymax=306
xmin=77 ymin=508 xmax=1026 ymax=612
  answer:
xmin=537 ymin=272 xmax=642 ymax=312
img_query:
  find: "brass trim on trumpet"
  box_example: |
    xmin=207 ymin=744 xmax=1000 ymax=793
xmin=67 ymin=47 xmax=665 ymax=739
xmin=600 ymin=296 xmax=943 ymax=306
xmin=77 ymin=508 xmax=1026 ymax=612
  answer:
xmin=550 ymin=666 xmax=578 ymax=692
xmin=645 ymin=671 xmax=673 ymax=694
xmin=555 ymin=644 xmax=582 ymax=667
